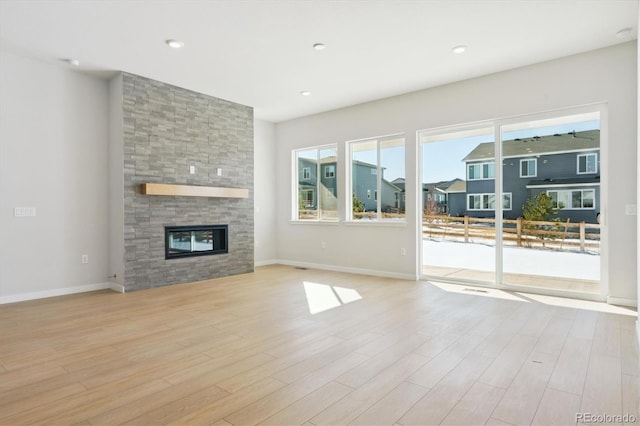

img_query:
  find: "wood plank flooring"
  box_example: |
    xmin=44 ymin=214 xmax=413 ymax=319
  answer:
xmin=0 ymin=265 xmax=637 ymax=425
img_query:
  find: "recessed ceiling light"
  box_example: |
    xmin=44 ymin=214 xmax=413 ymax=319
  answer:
xmin=452 ymin=45 xmax=467 ymax=54
xmin=313 ymin=43 xmax=326 ymax=51
xmin=616 ymin=27 xmax=633 ymax=38
xmin=166 ymin=39 xmax=184 ymax=49
xmin=300 ymin=91 xmax=311 ymax=96
xmin=67 ymin=59 xmax=80 ymax=67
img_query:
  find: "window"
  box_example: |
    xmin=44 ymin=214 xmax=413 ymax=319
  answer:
xmin=324 ymin=165 xmax=335 ymax=178
xmin=350 ymin=136 xmax=405 ymax=221
xmin=468 ymin=162 xmax=495 ymax=180
xmin=467 ymin=193 xmax=512 ymax=211
xmin=548 ymin=189 xmax=595 ymax=209
xmin=520 ymin=159 xmax=537 ymax=178
xmin=301 ymin=189 xmax=315 ymax=208
xmin=293 ymin=145 xmax=338 ymax=221
xmin=577 ymin=153 xmax=597 ymax=174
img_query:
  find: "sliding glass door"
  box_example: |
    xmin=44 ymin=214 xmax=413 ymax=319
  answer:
xmin=420 ymin=126 xmax=496 ymax=285
xmin=499 ymin=112 xmax=601 ymax=294
xmin=420 ymin=107 xmax=604 ymax=298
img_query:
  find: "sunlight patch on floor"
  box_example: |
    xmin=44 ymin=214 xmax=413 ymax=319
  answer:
xmin=430 ymin=281 xmax=529 ymax=302
xmin=427 ymin=280 xmax=637 ymax=317
xmin=303 ymin=281 xmax=362 ymax=314
xmin=516 ymin=292 xmax=637 ymax=317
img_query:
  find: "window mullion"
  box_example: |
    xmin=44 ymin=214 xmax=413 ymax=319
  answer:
xmin=316 ymin=150 xmax=321 ymax=217
xmin=376 ymin=140 xmax=382 ymax=220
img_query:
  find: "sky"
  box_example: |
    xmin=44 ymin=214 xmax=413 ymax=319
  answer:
xmin=422 ymin=119 xmax=599 ymax=183
xmin=300 ymin=119 xmax=599 ymax=185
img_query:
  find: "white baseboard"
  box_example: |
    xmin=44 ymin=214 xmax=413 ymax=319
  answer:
xmin=255 ymin=259 xmax=279 ymax=267
xmin=606 ymin=296 xmax=638 ymax=308
xmin=275 ymin=259 xmax=418 ymax=281
xmin=0 ymin=282 xmax=113 ymax=304
xmin=109 ymin=283 xmax=126 ymax=293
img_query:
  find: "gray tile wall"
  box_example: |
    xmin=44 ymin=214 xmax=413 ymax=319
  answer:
xmin=121 ymin=73 xmax=254 ymax=291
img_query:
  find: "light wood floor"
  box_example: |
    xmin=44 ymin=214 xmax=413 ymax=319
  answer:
xmin=1 ymin=265 xmax=638 ymax=425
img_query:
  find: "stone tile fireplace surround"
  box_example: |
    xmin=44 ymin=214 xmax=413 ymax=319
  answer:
xmin=118 ymin=73 xmax=254 ymax=291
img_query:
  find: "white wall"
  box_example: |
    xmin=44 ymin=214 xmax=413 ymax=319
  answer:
xmin=254 ymin=118 xmax=278 ymax=265
xmin=108 ymin=74 xmax=124 ymax=289
xmin=0 ymin=50 xmax=111 ymax=302
xmin=275 ymin=42 xmax=638 ymax=301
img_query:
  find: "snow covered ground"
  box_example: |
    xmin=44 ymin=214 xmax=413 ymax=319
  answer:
xmin=423 ymin=238 xmax=600 ymax=281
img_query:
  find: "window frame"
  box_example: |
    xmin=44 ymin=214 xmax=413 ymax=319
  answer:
xmin=520 ymin=158 xmax=537 ymax=178
xmin=302 ymin=167 xmax=311 ymax=180
xmin=547 ymin=189 xmax=596 ymax=210
xmin=467 ymin=193 xmax=512 ymax=211
xmin=324 ymin=165 xmax=335 ymax=179
xmin=467 ymin=161 xmax=495 ymax=180
xmin=577 ymin=153 xmax=598 ymax=174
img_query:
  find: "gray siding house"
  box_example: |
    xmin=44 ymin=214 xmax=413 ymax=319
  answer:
xmin=298 ymin=156 xmax=337 ymax=211
xmin=422 ymin=178 xmax=466 ymax=216
xmin=463 ymin=129 xmax=600 ymax=223
xmin=352 ymin=161 xmax=403 ymax=213
xmin=298 ymin=157 xmax=403 ymax=214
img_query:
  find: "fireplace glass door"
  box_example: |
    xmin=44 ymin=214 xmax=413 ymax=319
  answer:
xmin=165 ymin=225 xmax=228 ymax=259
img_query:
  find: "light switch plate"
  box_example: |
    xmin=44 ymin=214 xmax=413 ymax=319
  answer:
xmin=625 ymin=204 xmax=637 ymax=215
xmin=14 ymin=207 xmax=36 ymax=217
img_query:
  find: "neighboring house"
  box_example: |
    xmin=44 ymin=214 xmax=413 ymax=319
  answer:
xmin=463 ymin=129 xmax=600 ymax=223
xmin=298 ymin=157 xmax=403 ymax=214
xmin=298 ymin=156 xmax=338 ymax=211
xmin=353 ymin=161 xmax=403 ymax=213
xmin=421 ymin=178 xmax=467 ymax=216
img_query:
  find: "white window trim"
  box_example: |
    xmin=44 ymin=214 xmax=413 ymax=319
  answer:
xmin=292 ymin=144 xmax=339 ymax=222
xmin=467 ymin=161 xmax=495 ymax=180
xmin=324 ymin=165 xmax=335 ymax=179
xmin=577 ymin=153 xmax=598 ymax=174
xmin=467 ymin=193 xmax=512 ymax=211
xmin=547 ymin=189 xmax=596 ymax=210
xmin=519 ymin=158 xmax=537 ymax=178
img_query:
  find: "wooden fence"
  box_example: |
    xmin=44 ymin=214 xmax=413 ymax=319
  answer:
xmin=298 ymin=210 xmax=405 ymax=220
xmin=423 ymin=214 xmax=600 ymax=253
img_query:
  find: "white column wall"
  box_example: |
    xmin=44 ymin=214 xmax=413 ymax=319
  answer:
xmin=254 ymin=118 xmax=278 ymax=265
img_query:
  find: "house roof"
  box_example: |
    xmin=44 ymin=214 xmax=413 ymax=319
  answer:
xmin=525 ymin=176 xmax=600 ymax=189
xmin=437 ymin=178 xmax=466 ymax=193
xmin=463 ymin=130 xmax=600 ymax=162
xmin=423 ymin=178 xmax=466 ymax=194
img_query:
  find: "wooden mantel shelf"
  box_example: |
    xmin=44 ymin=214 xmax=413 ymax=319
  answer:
xmin=140 ymin=183 xmax=249 ymax=199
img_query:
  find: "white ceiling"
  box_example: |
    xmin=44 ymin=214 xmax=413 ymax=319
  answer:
xmin=0 ymin=0 xmax=637 ymax=123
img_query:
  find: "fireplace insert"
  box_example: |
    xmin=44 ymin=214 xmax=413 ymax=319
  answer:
xmin=165 ymin=225 xmax=228 ymax=259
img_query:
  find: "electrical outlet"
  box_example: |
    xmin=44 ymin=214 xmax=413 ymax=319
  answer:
xmin=400 ymin=248 xmax=406 ymax=256
xmin=625 ymin=204 xmax=637 ymax=215
xmin=321 ymin=241 xmax=327 ymax=249
xmin=189 ymin=165 xmax=196 ymax=174
xmin=81 ymin=254 xmax=89 ymax=264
